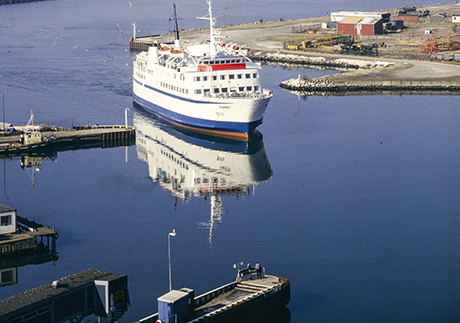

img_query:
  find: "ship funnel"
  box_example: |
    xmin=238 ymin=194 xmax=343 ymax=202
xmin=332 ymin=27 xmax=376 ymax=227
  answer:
xmin=148 ymin=43 xmax=159 ymax=63
xmin=174 ymin=39 xmax=181 ymax=49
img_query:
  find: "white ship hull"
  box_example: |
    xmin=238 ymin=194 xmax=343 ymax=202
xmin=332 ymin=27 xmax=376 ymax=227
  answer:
xmin=133 ymin=78 xmax=271 ymax=140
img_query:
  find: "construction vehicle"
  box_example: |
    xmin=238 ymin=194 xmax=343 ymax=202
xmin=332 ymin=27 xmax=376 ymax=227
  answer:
xmin=284 ymin=33 xmax=354 ymax=51
xmin=340 ymin=43 xmax=378 ymax=56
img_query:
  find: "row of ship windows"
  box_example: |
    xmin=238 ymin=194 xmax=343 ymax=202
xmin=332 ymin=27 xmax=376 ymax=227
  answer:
xmin=160 ymin=82 xmax=189 ymax=94
xmin=194 ymin=177 xmax=227 ymax=185
xmin=161 ymin=149 xmax=189 ymax=170
xmin=200 ymin=59 xmax=245 ymax=65
xmin=194 ymin=86 xmax=259 ymax=95
xmin=194 ymin=73 xmax=258 ymax=82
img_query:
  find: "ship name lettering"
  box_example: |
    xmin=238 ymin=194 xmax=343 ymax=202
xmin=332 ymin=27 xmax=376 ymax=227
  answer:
xmin=219 ymin=105 xmax=230 ymax=109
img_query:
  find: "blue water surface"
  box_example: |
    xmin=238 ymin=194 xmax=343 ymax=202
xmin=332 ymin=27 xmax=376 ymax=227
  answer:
xmin=0 ymin=1 xmax=459 ymax=323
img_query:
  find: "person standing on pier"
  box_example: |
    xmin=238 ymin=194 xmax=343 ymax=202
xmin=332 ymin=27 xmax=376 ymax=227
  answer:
xmin=255 ymin=262 xmax=262 ymax=278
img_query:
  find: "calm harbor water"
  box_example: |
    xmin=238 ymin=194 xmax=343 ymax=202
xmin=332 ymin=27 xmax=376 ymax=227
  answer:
xmin=1 ymin=1 xmax=459 ymax=322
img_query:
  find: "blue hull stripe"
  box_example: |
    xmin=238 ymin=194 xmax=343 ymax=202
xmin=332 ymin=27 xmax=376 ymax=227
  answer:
xmin=133 ymin=93 xmax=262 ymax=135
xmin=135 ymin=79 xmax=227 ymax=105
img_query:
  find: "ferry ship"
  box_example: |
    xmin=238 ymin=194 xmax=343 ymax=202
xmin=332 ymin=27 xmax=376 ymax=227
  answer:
xmin=132 ymin=0 xmax=273 ymax=141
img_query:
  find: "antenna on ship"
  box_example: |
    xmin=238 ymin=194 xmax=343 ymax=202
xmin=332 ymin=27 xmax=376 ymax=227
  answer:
xmin=173 ymin=3 xmax=181 ymax=49
xmin=208 ymin=0 xmax=216 ymax=56
xmin=197 ymin=0 xmax=217 ymax=56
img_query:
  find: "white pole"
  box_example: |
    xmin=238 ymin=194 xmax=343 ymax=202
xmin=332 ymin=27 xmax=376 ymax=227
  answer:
xmin=208 ymin=0 xmax=216 ymax=56
xmin=125 ymin=108 xmax=129 ymax=129
xmin=168 ymin=229 xmax=176 ymax=291
xmin=2 ymin=92 xmax=7 ymax=132
xmin=132 ymin=22 xmax=136 ymax=40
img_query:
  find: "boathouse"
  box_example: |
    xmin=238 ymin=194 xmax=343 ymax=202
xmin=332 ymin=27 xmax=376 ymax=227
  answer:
xmin=337 ymin=15 xmax=384 ymax=36
xmin=0 ymin=204 xmax=16 ymax=235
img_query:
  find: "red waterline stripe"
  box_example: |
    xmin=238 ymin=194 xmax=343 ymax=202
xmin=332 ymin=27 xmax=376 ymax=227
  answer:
xmin=159 ymin=117 xmax=249 ymax=141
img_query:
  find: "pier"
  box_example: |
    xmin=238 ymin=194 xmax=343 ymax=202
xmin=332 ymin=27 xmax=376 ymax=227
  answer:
xmin=134 ymin=274 xmax=290 ymax=323
xmin=0 ymin=216 xmax=58 ymax=257
xmin=0 ymin=125 xmax=136 ymax=156
xmin=0 ymin=269 xmax=130 ymax=323
xmin=130 ymin=37 xmax=153 ymax=51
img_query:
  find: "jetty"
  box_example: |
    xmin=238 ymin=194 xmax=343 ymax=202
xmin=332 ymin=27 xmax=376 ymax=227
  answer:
xmin=279 ymin=76 xmax=460 ymax=96
xmin=0 ymin=203 xmax=58 ymax=257
xmin=0 ymin=125 xmax=136 ymax=156
xmin=135 ymin=269 xmax=290 ymax=323
xmin=0 ymin=269 xmax=129 ymax=323
xmin=0 ymin=216 xmax=58 ymax=256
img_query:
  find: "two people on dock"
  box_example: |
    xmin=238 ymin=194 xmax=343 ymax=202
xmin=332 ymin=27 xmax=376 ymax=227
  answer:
xmin=238 ymin=262 xmax=264 ymax=281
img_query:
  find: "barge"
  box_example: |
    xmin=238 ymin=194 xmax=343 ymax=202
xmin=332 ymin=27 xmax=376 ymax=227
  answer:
xmin=135 ymin=268 xmax=290 ymax=323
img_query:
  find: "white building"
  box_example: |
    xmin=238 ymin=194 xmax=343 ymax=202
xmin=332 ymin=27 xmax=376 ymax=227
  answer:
xmin=452 ymin=13 xmax=460 ymax=23
xmin=0 ymin=203 xmax=17 ymax=235
xmin=331 ymin=11 xmax=382 ymax=22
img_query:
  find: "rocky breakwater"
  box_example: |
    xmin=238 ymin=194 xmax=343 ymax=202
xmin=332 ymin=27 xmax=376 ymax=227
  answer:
xmin=280 ymin=76 xmax=460 ymax=96
xmin=273 ymin=53 xmax=460 ymax=96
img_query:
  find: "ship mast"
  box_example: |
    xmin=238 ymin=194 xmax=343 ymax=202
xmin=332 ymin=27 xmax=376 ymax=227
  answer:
xmin=173 ymin=3 xmax=181 ymax=48
xmin=197 ymin=0 xmax=217 ymax=56
xmin=208 ymin=0 xmax=216 ymax=56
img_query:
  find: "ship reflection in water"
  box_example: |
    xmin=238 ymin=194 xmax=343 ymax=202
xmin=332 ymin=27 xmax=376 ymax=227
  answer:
xmin=133 ymin=109 xmax=273 ymax=245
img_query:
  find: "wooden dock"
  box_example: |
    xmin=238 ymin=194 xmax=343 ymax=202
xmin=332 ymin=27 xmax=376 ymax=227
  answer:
xmin=0 ymin=125 xmax=136 ymax=156
xmin=0 ymin=216 xmax=58 ymax=257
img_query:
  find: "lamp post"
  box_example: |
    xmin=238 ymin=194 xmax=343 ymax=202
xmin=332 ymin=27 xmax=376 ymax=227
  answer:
xmin=233 ymin=262 xmax=243 ymax=281
xmin=2 ymin=92 xmax=7 ymax=132
xmin=168 ymin=229 xmax=176 ymax=291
